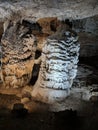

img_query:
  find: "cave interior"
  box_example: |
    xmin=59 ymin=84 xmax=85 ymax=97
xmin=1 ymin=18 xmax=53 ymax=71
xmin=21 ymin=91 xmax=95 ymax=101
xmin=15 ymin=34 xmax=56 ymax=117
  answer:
xmin=0 ymin=1 xmax=98 ymax=130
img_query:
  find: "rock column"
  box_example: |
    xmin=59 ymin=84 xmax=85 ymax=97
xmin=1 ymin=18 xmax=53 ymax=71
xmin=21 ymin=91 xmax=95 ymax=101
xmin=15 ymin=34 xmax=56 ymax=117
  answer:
xmin=31 ymin=24 xmax=80 ymax=103
xmin=1 ymin=20 xmax=37 ymax=88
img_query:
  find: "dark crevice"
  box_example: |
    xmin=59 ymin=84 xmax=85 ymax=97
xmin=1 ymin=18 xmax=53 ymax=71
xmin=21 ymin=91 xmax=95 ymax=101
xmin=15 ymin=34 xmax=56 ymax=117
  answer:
xmin=50 ymin=21 xmax=57 ymax=32
xmin=29 ymin=64 xmax=40 ymax=85
xmin=30 ymin=50 xmax=42 ymax=85
xmin=22 ymin=20 xmax=42 ymax=34
xmin=79 ymin=56 xmax=98 ymax=69
xmin=35 ymin=50 xmax=41 ymax=59
xmin=65 ymin=19 xmax=73 ymax=28
xmin=20 ymin=55 xmax=33 ymax=62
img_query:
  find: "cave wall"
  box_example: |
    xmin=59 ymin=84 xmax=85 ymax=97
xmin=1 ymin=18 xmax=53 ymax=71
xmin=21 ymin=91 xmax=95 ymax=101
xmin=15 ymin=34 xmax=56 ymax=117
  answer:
xmin=72 ymin=15 xmax=98 ymax=67
xmin=72 ymin=15 xmax=98 ymax=35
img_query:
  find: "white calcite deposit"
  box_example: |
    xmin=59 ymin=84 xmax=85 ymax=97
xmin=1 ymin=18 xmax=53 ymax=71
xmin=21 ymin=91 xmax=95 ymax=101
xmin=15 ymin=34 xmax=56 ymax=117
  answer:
xmin=31 ymin=26 xmax=80 ymax=103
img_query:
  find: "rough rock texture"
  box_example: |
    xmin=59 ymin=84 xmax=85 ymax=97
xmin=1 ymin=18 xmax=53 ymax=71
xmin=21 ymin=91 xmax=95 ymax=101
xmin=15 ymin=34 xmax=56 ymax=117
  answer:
xmin=38 ymin=17 xmax=59 ymax=35
xmin=35 ymin=17 xmax=59 ymax=51
xmin=1 ymin=20 xmax=37 ymax=88
xmin=79 ymin=33 xmax=98 ymax=57
xmin=69 ymin=15 xmax=98 ymax=68
xmin=35 ymin=15 xmax=98 ymax=59
xmin=72 ymin=15 xmax=98 ymax=35
xmin=0 ymin=0 xmax=98 ymax=22
xmin=31 ymin=23 xmax=80 ymax=103
xmin=72 ymin=15 xmax=98 ymax=57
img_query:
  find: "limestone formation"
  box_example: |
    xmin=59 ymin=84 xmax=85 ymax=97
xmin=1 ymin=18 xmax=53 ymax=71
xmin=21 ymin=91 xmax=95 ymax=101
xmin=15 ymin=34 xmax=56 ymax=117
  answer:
xmin=0 ymin=0 xmax=98 ymax=22
xmin=31 ymin=23 xmax=80 ymax=103
xmin=1 ymin=20 xmax=37 ymax=88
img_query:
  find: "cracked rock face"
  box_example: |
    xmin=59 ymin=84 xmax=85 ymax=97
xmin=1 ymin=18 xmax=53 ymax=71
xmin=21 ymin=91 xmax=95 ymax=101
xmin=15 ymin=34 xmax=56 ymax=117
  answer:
xmin=31 ymin=23 xmax=80 ymax=103
xmin=1 ymin=20 xmax=37 ymax=88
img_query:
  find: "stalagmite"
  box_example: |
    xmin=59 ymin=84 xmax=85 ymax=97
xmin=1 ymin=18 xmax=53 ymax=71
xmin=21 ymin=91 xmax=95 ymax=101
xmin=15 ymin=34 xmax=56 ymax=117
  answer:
xmin=1 ymin=20 xmax=37 ymax=88
xmin=31 ymin=23 xmax=80 ymax=103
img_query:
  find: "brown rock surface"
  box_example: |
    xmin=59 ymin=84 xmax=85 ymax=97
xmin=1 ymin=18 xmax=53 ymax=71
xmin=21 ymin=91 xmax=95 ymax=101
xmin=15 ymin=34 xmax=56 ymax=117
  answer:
xmin=1 ymin=20 xmax=37 ymax=88
xmin=36 ymin=17 xmax=60 ymax=51
xmin=38 ymin=17 xmax=59 ymax=35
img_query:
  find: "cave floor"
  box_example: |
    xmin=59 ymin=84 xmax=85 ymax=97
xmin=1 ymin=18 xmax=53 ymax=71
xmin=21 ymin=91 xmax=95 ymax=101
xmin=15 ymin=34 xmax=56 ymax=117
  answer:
xmin=0 ymin=64 xmax=98 ymax=130
xmin=0 ymin=92 xmax=97 ymax=130
xmin=0 ymin=103 xmax=98 ymax=130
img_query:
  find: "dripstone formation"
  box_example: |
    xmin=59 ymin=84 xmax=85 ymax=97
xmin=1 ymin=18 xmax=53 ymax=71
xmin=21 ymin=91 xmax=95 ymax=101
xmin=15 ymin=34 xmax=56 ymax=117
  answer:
xmin=1 ymin=20 xmax=37 ymax=88
xmin=31 ymin=23 xmax=80 ymax=103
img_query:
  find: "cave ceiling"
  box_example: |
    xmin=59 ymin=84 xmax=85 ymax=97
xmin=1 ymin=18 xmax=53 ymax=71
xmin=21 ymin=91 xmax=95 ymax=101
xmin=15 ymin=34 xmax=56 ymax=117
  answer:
xmin=0 ymin=0 xmax=98 ymax=22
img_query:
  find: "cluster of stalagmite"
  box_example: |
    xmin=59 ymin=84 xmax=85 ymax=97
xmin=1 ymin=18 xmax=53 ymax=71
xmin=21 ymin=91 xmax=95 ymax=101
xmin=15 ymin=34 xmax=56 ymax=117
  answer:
xmin=1 ymin=20 xmax=37 ymax=88
xmin=31 ymin=23 xmax=80 ymax=103
xmin=0 ymin=18 xmax=80 ymax=104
